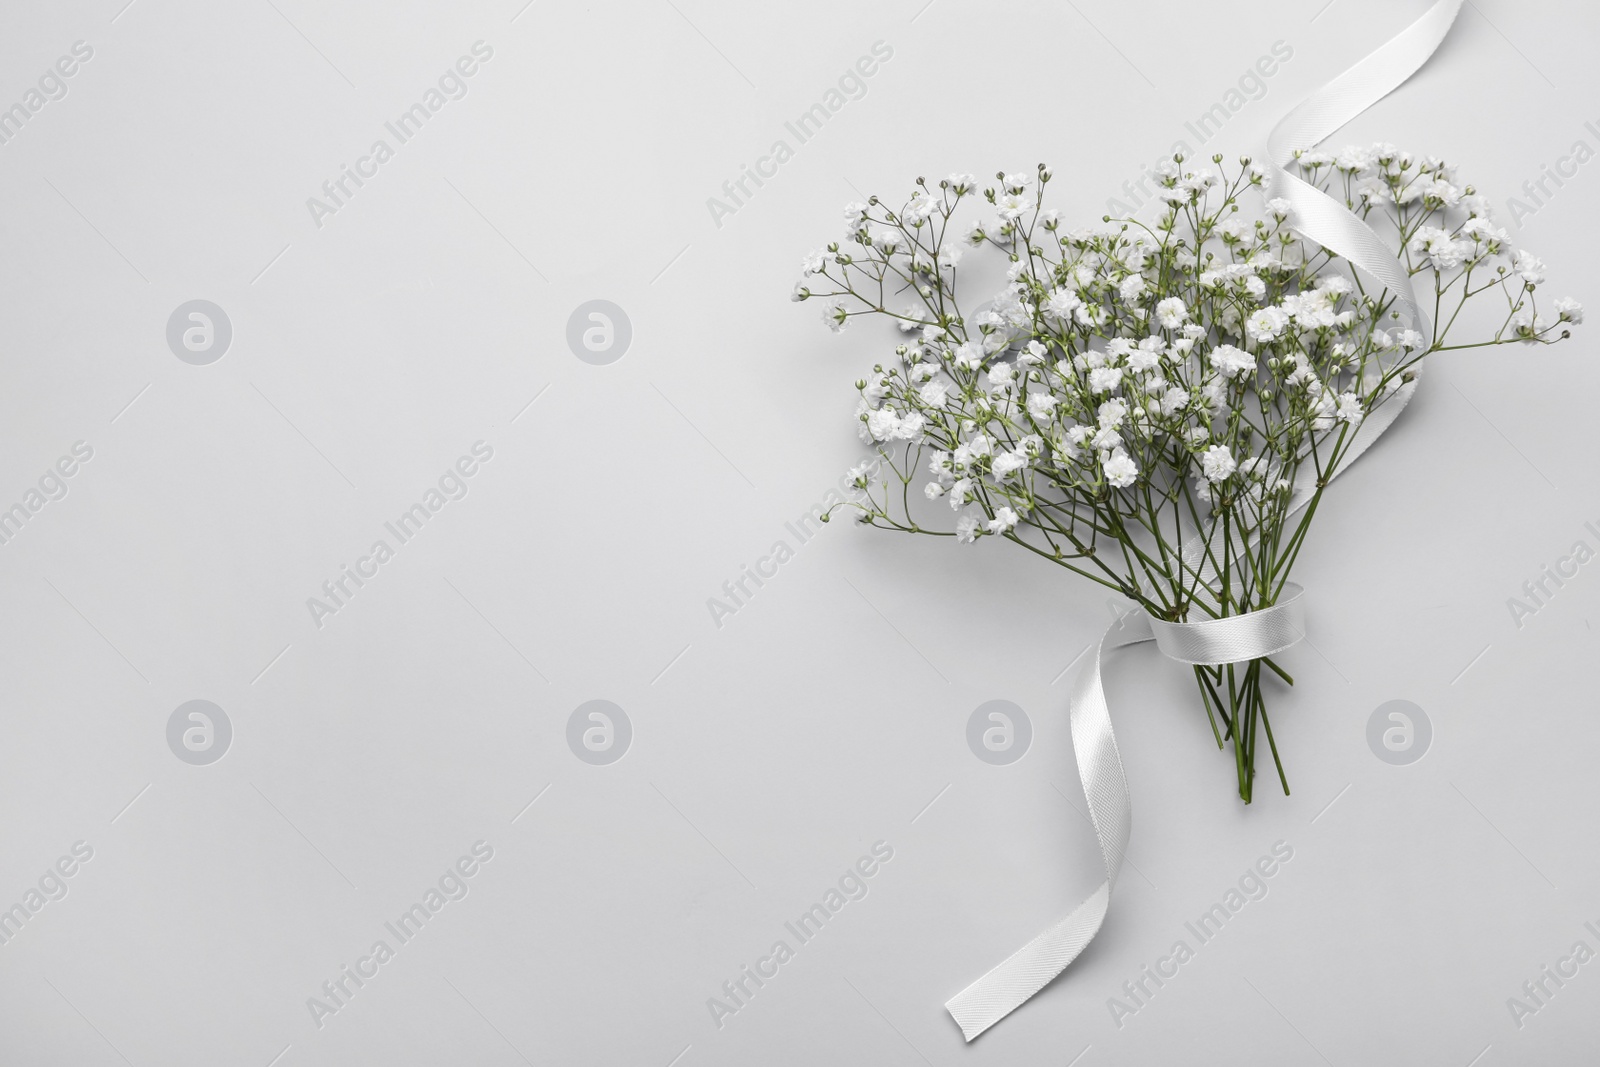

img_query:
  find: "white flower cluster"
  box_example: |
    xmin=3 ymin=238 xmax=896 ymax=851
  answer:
xmin=794 ymin=149 xmax=1579 ymax=799
xmin=797 ymin=150 xmax=1577 ymax=560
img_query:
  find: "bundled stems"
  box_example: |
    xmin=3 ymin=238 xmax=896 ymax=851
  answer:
xmin=1193 ymin=659 xmax=1291 ymax=803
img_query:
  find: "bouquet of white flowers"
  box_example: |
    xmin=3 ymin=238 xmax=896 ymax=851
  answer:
xmin=795 ymin=147 xmax=1579 ymax=802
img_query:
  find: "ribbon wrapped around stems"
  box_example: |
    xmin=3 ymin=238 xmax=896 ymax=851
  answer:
xmin=945 ymin=0 xmax=1464 ymax=1041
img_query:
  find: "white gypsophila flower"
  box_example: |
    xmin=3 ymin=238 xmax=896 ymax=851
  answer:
xmin=1266 ymin=198 xmax=1292 ymax=220
xmin=1097 ymin=398 xmax=1129 ymax=427
xmin=1091 ymin=425 xmax=1123 ymax=452
xmin=1128 ymin=339 xmax=1164 ymax=373
xmin=1209 ymin=344 xmax=1256 ymax=378
xmin=1285 ymin=360 xmax=1317 ymax=391
xmin=919 ymin=380 xmax=951 ymax=408
xmin=1512 ymin=305 xmax=1548 ymax=342
xmin=1160 ymin=387 xmax=1190 ymax=416
xmin=1515 ymin=250 xmax=1546 ymax=285
xmin=948 ymin=478 xmax=974 ymax=508
xmin=871 ymin=227 xmax=904 ymax=254
xmin=904 ymin=191 xmax=939 ymax=222
xmin=823 ymin=302 xmax=848 ymax=332
xmin=1245 ymin=306 xmax=1291 ymax=344
xmin=1019 ymin=340 xmax=1048 ymax=366
xmin=1200 ymin=444 xmax=1237 ymax=483
xmin=987 ymin=361 xmax=1015 ymax=386
xmin=1365 ymin=180 xmax=1398 ymax=208
xmin=947 ymin=508 xmax=985 ymax=543
xmin=1335 ymin=392 xmax=1363 ymax=423
xmin=954 ymin=343 xmax=983 ymax=371
xmin=992 ymin=451 xmax=1028 ymax=479
xmin=937 ymin=244 xmax=963 ymax=269
xmin=1423 ymin=177 xmax=1461 ymax=206
xmin=1119 ymin=274 xmax=1148 ymax=303
xmin=1181 ymin=168 xmax=1218 ymax=194
xmin=1027 ymin=392 xmax=1060 ymax=419
xmin=947 ymin=172 xmax=977 ymax=193
xmin=1002 ymin=172 xmax=1031 ymax=193
xmin=954 ymin=505 xmax=984 ymax=543
xmin=987 ymin=507 xmax=1020 ymax=534
xmin=1045 ymin=288 xmax=1082 ymax=321
xmin=1238 ymin=456 xmax=1268 ymax=480
xmin=1335 ymin=144 xmax=1371 ymax=171
xmin=924 ymin=481 xmax=946 ymax=499
xmin=1556 ymin=297 xmax=1584 ymax=323
xmin=843 ymin=201 xmax=868 ymax=226
xmin=1155 ymin=296 xmax=1188 ymax=329
xmin=865 ymin=407 xmax=899 ymax=440
xmin=963 ymin=219 xmax=987 ymax=245
xmin=1410 ymin=226 xmax=1472 ymax=271
xmin=800 ymin=249 xmax=828 ymax=274
xmin=1310 ymin=392 xmax=1338 ymax=430
xmin=1102 ymin=449 xmax=1138 ymax=488
xmin=1460 ymin=217 xmax=1506 ymax=247
xmin=997 ymin=193 xmax=1029 ymax=220
xmin=891 ymin=410 xmax=926 ymax=441
xmin=1283 ymin=290 xmax=1339 ymax=329
xmin=1219 ymin=218 xmax=1253 ymax=243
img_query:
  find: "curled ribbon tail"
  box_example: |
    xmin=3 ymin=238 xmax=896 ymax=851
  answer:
xmin=944 ymin=613 xmax=1149 ymax=1041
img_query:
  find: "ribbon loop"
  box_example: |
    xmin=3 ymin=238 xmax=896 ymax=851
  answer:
xmin=1147 ymin=584 xmax=1306 ymax=666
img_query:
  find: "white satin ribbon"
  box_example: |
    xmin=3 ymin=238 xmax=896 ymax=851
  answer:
xmin=946 ymin=0 xmax=1464 ymax=1041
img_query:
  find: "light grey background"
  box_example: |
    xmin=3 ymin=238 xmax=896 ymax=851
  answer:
xmin=0 ymin=0 xmax=1596 ymax=1063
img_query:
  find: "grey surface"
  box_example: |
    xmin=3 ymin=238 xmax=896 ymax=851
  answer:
xmin=0 ymin=0 xmax=1596 ymax=1064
